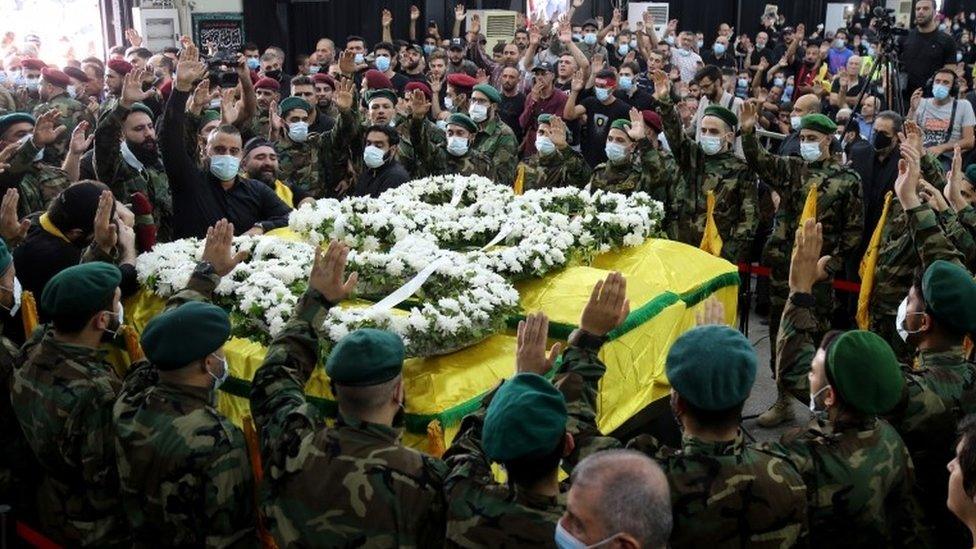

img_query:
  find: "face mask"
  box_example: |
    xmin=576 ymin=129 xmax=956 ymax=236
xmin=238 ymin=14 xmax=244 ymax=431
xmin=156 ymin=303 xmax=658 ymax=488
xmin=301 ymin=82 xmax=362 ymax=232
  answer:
xmin=102 ymin=305 xmax=122 ymax=341
xmin=933 ymin=83 xmax=951 ymax=100
xmin=697 ymin=40 xmax=704 ymax=49
xmin=287 ymin=121 xmax=309 ymax=142
xmin=867 ymin=46 xmax=876 ymax=57
xmin=354 ymin=53 xmax=365 ymax=64
xmin=617 ymin=44 xmax=630 ymax=56
xmin=618 ymin=76 xmax=633 ymax=91
xmin=447 ymin=136 xmax=469 ymax=156
xmin=833 ymin=39 xmax=846 ymax=49
xmin=308 ymin=65 xmax=321 ymax=75
xmin=209 ymin=154 xmax=241 ymax=180
xmin=66 ymin=85 xmax=77 ymax=99
xmin=773 ymin=77 xmax=785 ymax=87
xmin=6 ymin=70 xmax=20 ymax=82
xmin=699 ymin=135 xmax=724 ymax=155
xmin=791 ymin=116 xmax=802 ymax=131
xmin=468 ymin=103 xmax=488 ymax=123
xmin=583 ymin=33 xmax=598 ymax=46
xmin=809 ymin=385 xmax=829 ymax=413
xmin=423 ymin=44 xmax=436 ymax=55
xmin=737 ymin=77 xmax=748 ymax=88
xmin=605 ymin=141 xmax=628 ymax=162
xmin=713 ymin=43 xmax=727 ymax=55
xmin=207 ymin=353 xmax=229 ymax=390
xmin=375 ymin=55 xmax=391 ymax=72
xmin=246 ymin=58 xmax=261 ymax=70
xmin=940 ymin=23 xmax=948 ymax=31
xmin=594 ymin=87 xmax=611 ymax=101
xmin=363 ymin=145 xmax=386 ymax=168
xmin=0 ymin=277 xmax=22 ymax=317
xmin=435 ymin=119 xmax=448 ymax=131
xmin=554 ymin=520 xmax=618 ymax=549
xmin=630 ymin=39 xmax=638 ymax=49
xmin=32 ymin=144 xmax=44 ymax=163
xmin=784 ymin=85 xmax=794 ymax=98
xmin=209 ymin=98 xmax=222 ymax=109
xmin=24 ymin=77 xmax=40 ymax=91
xmin=872 ymin=132 xmax=893 ymax=150
xmin=536 ymin=135 xmax=556 ymax=156
xmin=896 ymin=296 xmax=926 ymax=342
xmin=264 ymin=69 xmax=281 ymax=81
xmin=756 ymin=41 xmax=767 ymax=49
xmin=604 ymin=34 xmax=616 ymax=46
xmin=800 ymin=141 xmax=823 ymax=162
xmin=958 ymin=52 xmax=965 ymax=63
xmin=443 ymin=96 xmax=455 ymax=110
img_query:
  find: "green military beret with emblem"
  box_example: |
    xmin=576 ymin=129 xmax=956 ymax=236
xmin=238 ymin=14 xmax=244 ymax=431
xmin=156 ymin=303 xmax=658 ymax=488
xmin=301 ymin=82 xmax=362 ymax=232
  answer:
xmin=703 ymin=105 xmax=738 ymax=130
xmin=141 ymin=301 xmax=232 ymax=370
xmin=610 ymin=119 xmax=632 ymax=132
xmin=666 ymin=325 xmax=757 ymax=411
xmin=483 ymin=373 xmax=567 ymax=462
xmin=473 ymin=83 xmax=501 ymax=104
xmin=128 ymin=102 xmax=154 ymax=120
xmin=364 ymin=88 xmax=398 ymax=106
xmin=826 ymin=330 xmax=904 ymax=415
xmin=447 ymin=112 xmax=479 ymax=133
xmin=40 ymin=262 xmax=121 ymax=317
xmin=278 ymin=96 xmax=313 ymax=116
xmin=200 ymin=109 xmax=222 ymax=125
xmin=326 ymin=328 xmax=405 ymax=386
xmin=800 ymin=113 xmax=837 ymax=135
xmin=922 ymin=260 xmax=976 ymax=336
xmin=0 ymin=112 xmax=36 ymax=137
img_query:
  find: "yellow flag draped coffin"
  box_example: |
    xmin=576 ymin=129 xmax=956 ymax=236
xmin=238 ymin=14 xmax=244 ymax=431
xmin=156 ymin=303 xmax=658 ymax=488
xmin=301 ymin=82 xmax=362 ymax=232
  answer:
xmin=129 ymin=175 xmax=739 ymax=452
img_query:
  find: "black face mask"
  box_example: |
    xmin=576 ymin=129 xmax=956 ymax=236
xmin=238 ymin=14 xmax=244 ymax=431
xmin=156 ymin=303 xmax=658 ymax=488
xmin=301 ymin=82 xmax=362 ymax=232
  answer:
xmin=264 ymin=70 xmax=281 ymax=81
xmin=873 ymin=132 xmax=893 ymax=151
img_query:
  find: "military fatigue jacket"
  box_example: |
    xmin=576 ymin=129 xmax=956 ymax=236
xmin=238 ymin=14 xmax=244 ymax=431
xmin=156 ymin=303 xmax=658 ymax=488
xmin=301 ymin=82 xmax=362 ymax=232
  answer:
xmin=32 ymin=92 xmax=92 ymax=165
xmin=0 ymin=136 xmax=71 ymax=217
xmin=519 ymin=147 xmax=591 ymax=192
xmin=250 ymin=289 xmax=447 ymax=548
xmin=470 ymin=115 xmax=519 ymax=186
xmin=393 ymin=115 xmax=446 ymax=179
xmin=276 ymin=107 xmax=355 ymax=198
xmin=0 ymin=326 xmax=36 ymax=509
xmin=409 ymin=117 xmax=492 ymax=179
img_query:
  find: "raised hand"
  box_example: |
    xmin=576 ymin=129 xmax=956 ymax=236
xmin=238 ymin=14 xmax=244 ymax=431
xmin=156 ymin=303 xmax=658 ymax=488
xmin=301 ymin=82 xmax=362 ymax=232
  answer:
xmin=334 ymin=78 xmax=354 ymax=111
xmin=910 ymin=88 xmax=923 ymax=111
xmin=470 ymin=14 xmax=481 ymax=35
xmin=788 ymin=218 xmax=828 ymax=294
xmin=0 ymin=189 xmax=29 ymax=243
xmin=382 ymin=9 xmax=393 ymax=28
xmin=92 ymin=191 xmax=118 ymax=254
xmin=68 ymin=121 xmax=93 ymax=155
xmin=894 ymin=152 xmax=922 ymax=210
xmin=124 ymin=28 xmax=143 ymax=47
xmin=410 ymin=5 xmax=420 ymax=20
xmin=919 ymin=179 xmax=950 ymax=212
xmin=548 ymin=116 xmax=568 ymax=149
xmin=190 ymin=79 xmax=212 ymax=112
xmin=571 ymin=68 xmax=586 ymax=92
xmin=202 ymin=219 xmax=247 ymax=276
xmin=902 ymin=120 xmax=922 ymax=153
xmin=221 ymin=88 xmax=240 ymax=124
xmin=696 ymin=298 xmax=726 ymax=326
xmin=626 ymin=108 xmax=645 ymax=140
xmin=175 ymin=42 xmax=207 ymax=92
xmin=121 ymin=68 xmax=153 ymax=107
xmin=409 ymin=88 xmax=431 ymax=119
xmin=579 ymin=271 xmax=630 ymax=337
xmin=455 ymin=3 xmax=466 ymax=22
xmin=429 ymin=72 xmax=443 ymax=94
xmin=946 ymin=144 xmax=969 ymax=211
xmin=642 ymin=9 xmax=654 ymax=31
xmin=31 ymin=109 xmax=67 ymax=149
xmin=739 ymin=99 xmax=759 ymax=132
xmin=338 ymin=50 xmax=357 ymax=74
xmin=516 ymin=312 xmax=563 ymax=375
xmin=309 ymin=240 xmax=358 ymax=302
xmin=649 ymin=69 xmax=670 ymax=101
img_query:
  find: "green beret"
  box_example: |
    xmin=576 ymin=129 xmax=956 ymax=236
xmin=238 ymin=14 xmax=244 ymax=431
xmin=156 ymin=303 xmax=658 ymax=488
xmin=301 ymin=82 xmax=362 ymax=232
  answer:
xmin=666 ymin=325 xmax=757 ymax=411
xmin=473 ymin=83 xmax=501 ymax=103
xmin=141 ymin=301 xmax=231 ymax=370
xmin=326 ymin=329 xmax=404 ymax=386
xmin=826 ymin=330 xmax=904 ymax=415
xmin=537 ymin=113 xmax=554 ymax=125
xmin=0 ymin=239 xmax=11 ymax=276
xmin=128 ymin=102 xmax=154 ymax=120
xmin=609 ymin=119 xmax=632 ymax=132
xmin=364 ymin=88 xmax=398 ymax=106
xmin=800 ymin=113 xmax=837 ymax=134
xmin=964 ymin=163 xmax=976 ymax=184
xmin=703 ymin=105 xmax=738 ymax=130
xmin=41 ymin=262 xmax=121 ymax=317
xmin=278 ymin=96 xmax=312 ymax=116
xmin=0 ymin=112 xmax=35 ymax=138
xmin=200 ymin=109 xmax=221 ymax=125
xmin=922 ymin=260 xmax=976 ymax=336
xmin=483 ymin=373 xmax=567 ymax=462
xmin=447 ymin=112 xmax=479 ymax=133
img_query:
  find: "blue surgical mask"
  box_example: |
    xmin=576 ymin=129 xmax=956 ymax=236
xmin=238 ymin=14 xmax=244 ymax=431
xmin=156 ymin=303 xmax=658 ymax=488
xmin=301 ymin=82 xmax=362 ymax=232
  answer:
xmin=447 ymin=136 xmax=469 ymax=156
xmin=583 ymin=33 xmax=597 ymax=46
xmin=800 ymin=141 xmax=823 ymax=162
xmin=209 ymin=154 xmax=241 ymax=180
xmin=363 ymin=144 xmax=386 ymax=168
xmin=605 ymin=141 xmax=628 ymax=162
xmin=713 ymin=43 xmax=727 ymax=55
xmin=594 ymin=87 xmax=611 ymax=101
xmin=24 ymin=77 xmax=40 ymax=91
xmin=66 ymin=85 xmax=77 ymax=99
xmin=933 ymin=83 xmax=951 ymax=100
xmin=617 ymin=44 xmax=630 ymax=56
xmin=697 ymin=39 xmax=704 ymax=49
xmin=618 ymin=76 xmax=633 ymax=91
xmin=354 ymin=53 xmax=365 ymax=64
xmin=809 ymin=385 xmax=828 ymax=413
xmin=791 ymin=116 xmax=802 ymax=131
xmin=443 ymin=96 xmax=455 ymax=110
xmin=554 ymin=520 xmax=618 ymax=549
xmin=208 ymin=353 xmax=229 ymax=390
xmin=375 ymin=55 xmax=391 ymax=72
xmin=833 ymin=38 xmax=846 ymax=49
xmin=424 ymin=44 xmax=436 ymax=55
xmin=287 ymin=121 xmax=309 ymax=142
xmin=630 ymin=39 xmax=638 ymax=49
xmin=573 ymin=33 xmax=583 ymax=43
xmin=665 ymin=35 xmax=675 ymax=45
xmin=468 ymin=103 xmax=489 ymax=123
xmin=958 ymin=52 xmax=965 ymax=63
xmin=867 ymin=46 xmax=876 ymax=57
xmin=246 ymin=57 xmax=261 ymax=70
xmin=308 ymin=65 xmax=321 ymax=74
xmin=699 ymin=135 xmax=724 ymax=155
xmin=784 ymin=85 xmax=794 ymax=99
xmin=737 ymin=77 xmax=748 ymax=88
xmin=773 ymin=77 xmax=785 ymax=87
xmin=536 ymin=135 xmax=556 ymax=156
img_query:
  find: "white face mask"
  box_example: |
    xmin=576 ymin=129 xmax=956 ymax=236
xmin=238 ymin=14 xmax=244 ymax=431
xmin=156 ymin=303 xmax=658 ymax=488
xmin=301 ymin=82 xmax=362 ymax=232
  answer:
xmin=207 ymin=353 xmax=229 ymax=389
xmin=66 ymin=85 xmax=77 ymax=99
xmin=790 ymin=116 xmax=802 ymax=131
xmin=799 ymin=141 xmax=822 ymax=162
xmin=699 ymin=135 xmax=724 ymax=155
xmin=443 ymin=96 xmax=455 ymax=110
xmin=446 ymin=136 xmax=469 ymax=156
xmin=896 ymin=296 xmax=924 ymax=342
xmin=554 ymin=519 xmax=618 ymax=549
xmin=363 ymin=144 xmax=386 ymax=168
xmin=809 ymin=385 xmax=828 ymax=413
xmin=287 ymin=121 xmax=310 ymax=142
xmin=0 ymin=276 xmax=22 ymax=317
xmin=468 ymin=103 xmax=488 ymax=123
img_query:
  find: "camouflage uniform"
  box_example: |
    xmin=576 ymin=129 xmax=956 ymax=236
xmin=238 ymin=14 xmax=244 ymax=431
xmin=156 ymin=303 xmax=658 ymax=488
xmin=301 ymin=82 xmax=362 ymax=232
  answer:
xmin=410 ymin=117 xmax=492 ymax=178
xmin=276 ymin=108 xmax=355 ymax=198
xmin=10 ymin=332 xmax=130 ymax=546
xmin=249 ymin=288 xmax=447 ymax=547
xmin=0 ymin=136 xmax=72 ymax=217
xmin=0 ymin=86 xmax=18 ymax=114
xmin=588 ymin=138 xmax=672 ymax=196
xmin=442 ymin=387 xmax=563 ymax=548
xmin=393 ymin=115 xmax=446 ymax=179
xmin=518 ymin=147 xmax=591 ymax=192
xmin=0 ymin=324 xmax=37 ymax=512
xmin=559 ymin=346 xmax=810 ymax=548
xmin=772 ymin=292 xmax=928 ymax=547
xmin=742 ymin=127 xmax=863 ymax=336
xmin=470 ymin=114 xmax=519 ymax=186
xmin=637 ymin=145 xmax=681 ymax=232
xmin=93 ymin=102 xmax=173 ymax=240
xmin=32 ymin=92 xmax=92 ymax=165
xmin=658 ymin=99 xmax=758 ymax=262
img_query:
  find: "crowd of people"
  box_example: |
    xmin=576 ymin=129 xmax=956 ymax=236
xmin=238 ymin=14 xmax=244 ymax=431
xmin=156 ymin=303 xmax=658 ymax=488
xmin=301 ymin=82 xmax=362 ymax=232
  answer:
xmin=2 ymin=0 xmax=976 ymax=546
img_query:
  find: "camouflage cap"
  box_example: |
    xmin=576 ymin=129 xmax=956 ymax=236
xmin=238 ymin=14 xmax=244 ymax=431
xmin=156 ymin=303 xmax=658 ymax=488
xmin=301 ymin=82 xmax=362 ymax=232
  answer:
xmin=800 ymin=113 xmax=837 ymax=135
xmin=141 ymin=301 xmax=231 ymax=370
xmin=483 ymin=373 xmax=567 ymax=462
xmin=472 ymin=83 xmax=501 ymax=103
xmin=41 ymin=262 xmax=121 ymax=317
xmin=826 ymin=330 xmax=903 ymax=415
xmin=447 ymin=112 xmax=479 ymax=133
xmin=666 ymin=325 xmax=757 ymax=410
xmin=326 ymin=328 xmax=404 ymax=386
xmin=922 ymin=260 xmax=976 ymax=336
xmin=278 ymin=96 xmax=312 ymax=116
xmin=703 ymin=105 xmax=738 ymax=130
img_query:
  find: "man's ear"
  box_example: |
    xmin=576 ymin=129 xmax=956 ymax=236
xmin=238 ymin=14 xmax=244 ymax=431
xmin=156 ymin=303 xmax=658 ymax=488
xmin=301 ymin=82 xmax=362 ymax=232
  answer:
xmin=562 ymin=432 xmax=575 ymax=458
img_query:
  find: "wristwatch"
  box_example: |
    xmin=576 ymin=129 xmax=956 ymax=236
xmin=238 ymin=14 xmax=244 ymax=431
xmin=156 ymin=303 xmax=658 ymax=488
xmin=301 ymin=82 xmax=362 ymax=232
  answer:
xmin=568 ymin=329 xmax=607 ymax=351
xmin=195 ymin=260 xmax=216 ymax=277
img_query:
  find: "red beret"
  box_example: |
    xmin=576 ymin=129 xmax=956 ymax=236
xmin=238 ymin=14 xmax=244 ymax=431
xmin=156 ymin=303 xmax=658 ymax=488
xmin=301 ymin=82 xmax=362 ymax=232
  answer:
xmin=249 ymin=70 xmax=260 ymax=83
xmin=642 ymin=110 xmax=663 ymax=133
xmin=158 ymin=79 xmax=173 ymax=101
xmin=41 ymin=68 xmax=71 ymax=88
xmin=311 ymin=73 xmax=336 ymax=90
xmin=21 ymin=58 xmax=47 ymax=71
xmin=405 ymin=81 xmax=432 ymax=100
xmin=62 ymin=66 xmax=90 ymax=83
xmin=363 ymin=69 xmax=393 ymax=90
xmin=254 ymin=77 xmax=281 ymax=91
xmin=447 ymin=73 xmax=477 ymax=92
xmin=106 ymin=59 xmax=133 ymax=76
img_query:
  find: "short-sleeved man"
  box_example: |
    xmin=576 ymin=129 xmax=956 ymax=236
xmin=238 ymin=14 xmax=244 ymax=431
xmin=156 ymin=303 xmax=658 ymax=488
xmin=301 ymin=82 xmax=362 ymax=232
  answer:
xmin=915 ymin=97 xmax=976 ymax=157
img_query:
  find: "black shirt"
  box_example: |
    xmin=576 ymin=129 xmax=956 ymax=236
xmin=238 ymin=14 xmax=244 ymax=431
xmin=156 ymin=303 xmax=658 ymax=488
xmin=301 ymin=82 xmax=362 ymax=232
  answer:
xmin=579 ymin=96 xmax=632 ymax=167
xmin=498 ymin=92 xmax=526 ymax=145
xmin=614 ymin=88 xmax=656 ymax=111
xmin=899 ymin=29 xmax=957 ymax=93
xmin=161 ymin=89 xmax=292 ymax=239
xmin=701 ymin=50 xmax=737 ymax=70
xmin=352 ymin=159 xmax=410 ymax=198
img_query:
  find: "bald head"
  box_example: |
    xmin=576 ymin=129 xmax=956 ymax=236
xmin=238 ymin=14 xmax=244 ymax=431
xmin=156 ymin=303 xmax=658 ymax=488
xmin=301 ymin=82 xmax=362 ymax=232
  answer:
xmin=791 ymin=94 xmax=822 ymax=118
xmin=566 ymin=450 xmax=672 ymax=548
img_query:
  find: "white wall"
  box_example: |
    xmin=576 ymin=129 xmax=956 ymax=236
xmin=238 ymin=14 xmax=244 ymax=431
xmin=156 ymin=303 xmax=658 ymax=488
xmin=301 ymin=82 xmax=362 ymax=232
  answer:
xmin=189 ymin=0 xmax=243 ymax=14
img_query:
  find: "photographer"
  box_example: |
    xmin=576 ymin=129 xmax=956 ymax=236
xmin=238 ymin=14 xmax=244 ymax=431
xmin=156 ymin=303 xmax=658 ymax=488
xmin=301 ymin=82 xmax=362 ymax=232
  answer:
xmin=899 ymin=0 xmax=957 ymax=108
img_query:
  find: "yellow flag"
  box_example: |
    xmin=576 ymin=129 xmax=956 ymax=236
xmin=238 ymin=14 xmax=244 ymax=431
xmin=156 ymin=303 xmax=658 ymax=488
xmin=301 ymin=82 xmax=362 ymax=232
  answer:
xmin=800 ymin=185 xmax=818 ymax=223
xmin=699 ymin=190 xmax=724 ymax=257
xmin=856 ymin=191 xmax=893 ymax=329
xmin=21 ymin=290 xmax=38 ymax=337
xmin=513 ymin=164 xmax=526 ymax=195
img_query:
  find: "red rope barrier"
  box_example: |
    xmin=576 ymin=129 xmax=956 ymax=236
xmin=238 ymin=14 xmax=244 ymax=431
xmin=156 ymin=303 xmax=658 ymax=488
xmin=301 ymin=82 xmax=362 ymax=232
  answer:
xmin=738 ymin=263 xmax=862 ymax=294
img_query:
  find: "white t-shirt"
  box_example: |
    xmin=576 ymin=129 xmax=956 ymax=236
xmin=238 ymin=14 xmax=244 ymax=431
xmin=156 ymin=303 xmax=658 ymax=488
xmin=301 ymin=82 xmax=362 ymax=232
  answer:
xmin=916 ymin=97 xmax=976 ymax=157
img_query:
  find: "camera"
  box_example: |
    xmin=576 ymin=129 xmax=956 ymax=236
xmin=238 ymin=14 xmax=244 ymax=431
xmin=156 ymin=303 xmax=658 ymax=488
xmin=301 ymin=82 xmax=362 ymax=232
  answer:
xmin=208 ymin=49 xmax=240 ymax=89
xmin=873 ymin=6 xmax=909 ymax=46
